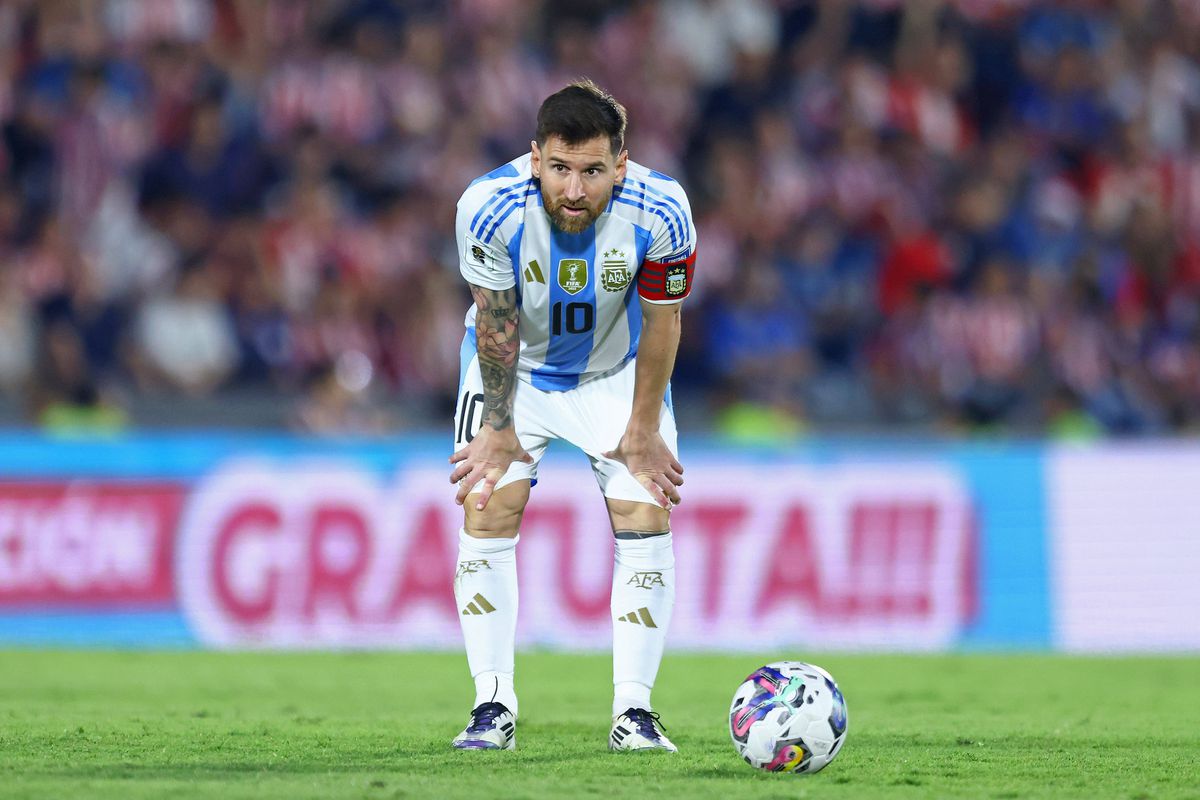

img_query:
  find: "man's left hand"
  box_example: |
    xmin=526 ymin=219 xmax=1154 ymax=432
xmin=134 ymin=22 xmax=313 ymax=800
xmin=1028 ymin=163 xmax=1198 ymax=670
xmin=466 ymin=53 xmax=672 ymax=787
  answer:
xmin=603 ymin=429 xmax=684 ymax=509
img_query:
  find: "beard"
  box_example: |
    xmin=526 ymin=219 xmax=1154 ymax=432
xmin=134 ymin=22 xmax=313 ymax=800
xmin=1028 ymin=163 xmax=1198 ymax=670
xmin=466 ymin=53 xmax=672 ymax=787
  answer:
xmin=542 ymin=188 xmax=609 ymax=234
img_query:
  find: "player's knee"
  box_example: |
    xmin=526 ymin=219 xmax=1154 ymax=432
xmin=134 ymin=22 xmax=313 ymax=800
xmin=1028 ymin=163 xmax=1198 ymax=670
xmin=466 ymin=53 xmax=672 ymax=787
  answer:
xmin=606 ymin=498 xmax=671 ymax=533
xmin=463 ymin=481 xmax=530 ymax=538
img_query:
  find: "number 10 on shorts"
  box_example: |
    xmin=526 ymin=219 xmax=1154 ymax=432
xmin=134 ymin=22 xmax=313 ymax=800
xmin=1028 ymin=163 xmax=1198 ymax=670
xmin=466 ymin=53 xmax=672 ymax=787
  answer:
xmin=456 ymin=391 xmax=484 ymax=443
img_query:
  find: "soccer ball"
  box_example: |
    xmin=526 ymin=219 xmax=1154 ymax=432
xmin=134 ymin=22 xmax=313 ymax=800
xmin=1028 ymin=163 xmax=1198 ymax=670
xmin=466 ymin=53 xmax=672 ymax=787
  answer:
xmin=729 ymin=661 xmax=848 ymax=774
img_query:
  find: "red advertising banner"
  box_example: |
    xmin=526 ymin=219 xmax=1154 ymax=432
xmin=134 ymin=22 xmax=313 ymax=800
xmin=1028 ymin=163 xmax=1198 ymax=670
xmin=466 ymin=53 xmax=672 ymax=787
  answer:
xmin=174 ymin=461 xmax=977 ymax=649
xmin=0 ymin=461 xmax=976 ymax=649
xmin=0 ymin=481 xmax=182 ymax=606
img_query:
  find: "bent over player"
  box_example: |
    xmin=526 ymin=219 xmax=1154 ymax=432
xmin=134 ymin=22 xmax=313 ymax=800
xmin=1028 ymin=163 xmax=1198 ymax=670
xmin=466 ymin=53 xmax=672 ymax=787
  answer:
xmin=448 ymin=80 xmax=696 ymax=752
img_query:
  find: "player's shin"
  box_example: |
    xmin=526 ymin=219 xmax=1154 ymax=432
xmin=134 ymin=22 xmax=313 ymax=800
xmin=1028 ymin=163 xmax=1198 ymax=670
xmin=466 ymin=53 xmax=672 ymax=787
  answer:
xmin=610 ymin=531 xmax=675 ymax=716
xmin=455 ymin=529 xmax=519 ymax=716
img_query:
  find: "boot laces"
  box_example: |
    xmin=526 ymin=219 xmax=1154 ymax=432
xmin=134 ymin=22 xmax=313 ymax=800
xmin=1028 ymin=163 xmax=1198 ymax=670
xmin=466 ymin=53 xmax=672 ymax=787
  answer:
xmin=467 ymin=702 xmax=509 ymax=734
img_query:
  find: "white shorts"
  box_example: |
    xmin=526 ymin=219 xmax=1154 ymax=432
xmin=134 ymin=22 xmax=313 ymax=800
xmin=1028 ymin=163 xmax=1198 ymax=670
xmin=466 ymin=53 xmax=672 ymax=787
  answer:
xmin=454 ymin=336 xmax=679 ymax=505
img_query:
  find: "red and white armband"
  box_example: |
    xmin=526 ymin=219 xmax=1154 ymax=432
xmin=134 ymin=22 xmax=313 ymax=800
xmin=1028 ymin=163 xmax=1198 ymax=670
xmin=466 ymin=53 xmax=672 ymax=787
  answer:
xmin=637 ymin=250 xmax=696 ymax=302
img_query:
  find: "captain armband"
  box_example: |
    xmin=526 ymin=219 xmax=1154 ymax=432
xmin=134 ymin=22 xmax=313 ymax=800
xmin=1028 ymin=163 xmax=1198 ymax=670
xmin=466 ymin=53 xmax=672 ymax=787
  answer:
xmin=637 ymin=250 xmax=696 ymax=302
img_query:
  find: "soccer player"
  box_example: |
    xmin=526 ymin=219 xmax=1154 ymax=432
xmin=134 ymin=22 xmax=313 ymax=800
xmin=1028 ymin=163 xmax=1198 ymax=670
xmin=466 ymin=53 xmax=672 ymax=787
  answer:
xmin=448 ymin=80 xmax=696 ymax=752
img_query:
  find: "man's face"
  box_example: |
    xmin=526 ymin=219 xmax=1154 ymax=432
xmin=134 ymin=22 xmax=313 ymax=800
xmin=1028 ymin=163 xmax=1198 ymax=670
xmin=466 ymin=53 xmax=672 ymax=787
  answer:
xmin=531 ymin=134 xmax=627 ymax=234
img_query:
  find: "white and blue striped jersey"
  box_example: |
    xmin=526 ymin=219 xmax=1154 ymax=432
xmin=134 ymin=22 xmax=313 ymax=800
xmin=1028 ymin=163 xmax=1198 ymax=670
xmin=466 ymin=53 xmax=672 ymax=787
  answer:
xmin=456 ymin=153 xmax=697 ymax=391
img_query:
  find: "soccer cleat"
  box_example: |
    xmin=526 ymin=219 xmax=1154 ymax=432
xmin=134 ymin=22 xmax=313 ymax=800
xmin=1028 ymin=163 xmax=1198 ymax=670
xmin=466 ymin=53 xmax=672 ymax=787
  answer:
xmin=451 ymin=701 xmax=516 ymax=750
xmin=609 ymin=707 xmax=678 ymax=752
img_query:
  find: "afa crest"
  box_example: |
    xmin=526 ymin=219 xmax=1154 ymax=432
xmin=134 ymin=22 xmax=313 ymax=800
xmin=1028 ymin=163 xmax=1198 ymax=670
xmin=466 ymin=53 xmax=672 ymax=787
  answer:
xmin=601 ymin=248 xmax=632 ymax=292
xmin=626 ymin=571 xmax=666 ymax=590
xmin=665 ymin=263 xmax=688 ymax=296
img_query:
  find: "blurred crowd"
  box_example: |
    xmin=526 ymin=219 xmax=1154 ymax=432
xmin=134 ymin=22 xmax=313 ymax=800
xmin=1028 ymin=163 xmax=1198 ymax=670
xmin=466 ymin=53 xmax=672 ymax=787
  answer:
xmin=3 ymin=0 xmax=1200 ymax=438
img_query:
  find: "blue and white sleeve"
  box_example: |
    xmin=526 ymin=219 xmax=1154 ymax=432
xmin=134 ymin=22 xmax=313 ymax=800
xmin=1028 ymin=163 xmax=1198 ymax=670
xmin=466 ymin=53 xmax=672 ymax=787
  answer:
xmin=456 ymin=186 xmax=516 ymax=291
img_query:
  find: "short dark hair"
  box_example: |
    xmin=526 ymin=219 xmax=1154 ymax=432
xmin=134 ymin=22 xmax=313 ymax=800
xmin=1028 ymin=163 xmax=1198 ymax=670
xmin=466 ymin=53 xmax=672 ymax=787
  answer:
xmin=535 ymin=79 xmax=627 ymax=156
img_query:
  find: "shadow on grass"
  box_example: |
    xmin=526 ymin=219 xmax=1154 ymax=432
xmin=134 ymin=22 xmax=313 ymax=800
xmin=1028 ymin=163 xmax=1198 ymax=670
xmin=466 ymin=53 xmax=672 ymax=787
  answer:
xmin=23 ymin=752 xmax=766 ymax=781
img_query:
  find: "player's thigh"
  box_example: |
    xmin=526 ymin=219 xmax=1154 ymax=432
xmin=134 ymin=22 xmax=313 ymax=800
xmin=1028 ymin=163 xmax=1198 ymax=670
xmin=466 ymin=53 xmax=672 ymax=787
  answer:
xmin=571 ymin=360 xmax=680 ymax=504
xmin=454 ymin=345 xmax=548 ymax=493
xmin=464 ymin=480 xmax=531 ymax=538
xmin=606 ymin=497 xmax=671 ymax=533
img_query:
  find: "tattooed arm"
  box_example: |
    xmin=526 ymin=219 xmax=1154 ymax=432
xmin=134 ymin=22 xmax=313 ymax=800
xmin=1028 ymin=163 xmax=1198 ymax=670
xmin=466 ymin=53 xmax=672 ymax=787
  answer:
xmin=471 ymin=284 xmax=520 ymax=430
xmin=449 ymin=283 xmax=532 ymax=510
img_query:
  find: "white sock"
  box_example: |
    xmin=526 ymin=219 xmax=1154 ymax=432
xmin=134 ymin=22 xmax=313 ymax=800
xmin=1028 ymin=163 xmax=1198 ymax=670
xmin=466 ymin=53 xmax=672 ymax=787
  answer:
xmin=611 ymin=531 xmax=674 ymax=717
xmin=455 ymin=529 xmax=519 ymax=716
xmin=472 ymin=671 xmax=516 ymax=715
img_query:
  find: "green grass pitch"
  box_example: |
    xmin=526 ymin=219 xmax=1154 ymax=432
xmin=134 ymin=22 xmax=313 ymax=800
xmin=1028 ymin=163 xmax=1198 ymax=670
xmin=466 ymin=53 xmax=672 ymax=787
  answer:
xmin=1 ymin=651 xmax=1197 ymax=799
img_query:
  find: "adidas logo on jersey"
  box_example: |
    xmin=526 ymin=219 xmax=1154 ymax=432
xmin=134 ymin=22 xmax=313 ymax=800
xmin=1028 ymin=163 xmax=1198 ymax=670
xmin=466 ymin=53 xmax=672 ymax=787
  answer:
xmin=523 ymin=259 xmax=546 ymax=284
xmin=461 ymin=593 xmax=496 ymax=616
xmin=617 ymin=607 xmax=657 ymax=628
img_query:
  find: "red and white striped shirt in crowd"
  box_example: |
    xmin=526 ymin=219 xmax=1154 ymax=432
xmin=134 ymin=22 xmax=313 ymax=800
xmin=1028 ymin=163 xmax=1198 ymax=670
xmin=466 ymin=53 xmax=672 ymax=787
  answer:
xmin=104 ymin=0 xmax=213 ymax=44
xmin=259 ymin=56 xmax=385 ymax=144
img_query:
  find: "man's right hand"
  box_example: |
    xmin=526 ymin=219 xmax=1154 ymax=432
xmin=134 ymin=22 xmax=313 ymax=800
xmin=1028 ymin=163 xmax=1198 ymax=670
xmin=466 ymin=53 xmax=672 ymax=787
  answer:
xmin=449 ymin=426 xmax=533 ymax=511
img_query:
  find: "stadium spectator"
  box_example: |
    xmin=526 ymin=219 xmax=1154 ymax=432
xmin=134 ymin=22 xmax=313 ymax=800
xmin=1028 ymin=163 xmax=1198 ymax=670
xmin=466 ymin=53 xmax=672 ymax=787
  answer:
xmin=1 ymin=0 xmax=1199 ymax=437
xmin=132 ymin=254 xmax=239 ymax=394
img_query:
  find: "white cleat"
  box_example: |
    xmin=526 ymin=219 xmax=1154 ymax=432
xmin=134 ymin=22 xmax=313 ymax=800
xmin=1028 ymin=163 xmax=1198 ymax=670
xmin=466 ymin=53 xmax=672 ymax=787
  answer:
xmin=609 ymin=707 xmax=678 ymax=752
xmin=451 ymin=702 xmax=516 ymax=750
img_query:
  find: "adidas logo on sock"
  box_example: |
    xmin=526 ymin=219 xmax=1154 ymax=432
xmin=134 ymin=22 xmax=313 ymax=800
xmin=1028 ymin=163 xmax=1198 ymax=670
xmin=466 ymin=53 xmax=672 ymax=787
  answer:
xmin=617 ymin=607 xmax=657 ymax=628
xmin=461 ymin=593 xmax=496 ymax=616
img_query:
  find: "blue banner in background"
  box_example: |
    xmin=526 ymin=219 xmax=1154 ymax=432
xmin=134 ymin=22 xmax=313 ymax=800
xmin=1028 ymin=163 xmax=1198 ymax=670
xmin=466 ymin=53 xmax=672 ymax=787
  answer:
xmin=949 ymin=445 xmax=1049 ymax=649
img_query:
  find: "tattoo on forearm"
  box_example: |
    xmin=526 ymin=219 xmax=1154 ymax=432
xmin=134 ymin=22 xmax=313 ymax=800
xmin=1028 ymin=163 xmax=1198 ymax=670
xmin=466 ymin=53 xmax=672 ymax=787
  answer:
xmin=470 ymin=284 xmax=520 ymax=430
